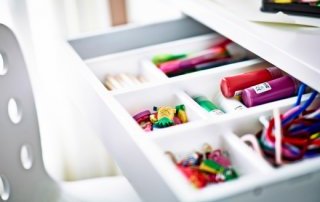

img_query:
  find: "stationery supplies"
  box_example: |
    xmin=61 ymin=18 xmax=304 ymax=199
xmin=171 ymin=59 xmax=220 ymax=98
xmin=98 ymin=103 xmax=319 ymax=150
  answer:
xmin=241 ymin=75 xmax=298 ymax=107
xmin=166 ymin=144 xmax=238 ymax=188
xmin=103 ymin=73 xmax=148 ymax=90
xmin=192 ymin=95 xmax=224 ymax=115
xmin=244 ymin=89 xmax=320 ymax=166
xmin=132 ymin=104 xmax=189 ymax=131
xmin=220 ymin=67 xmax=283 ymax=98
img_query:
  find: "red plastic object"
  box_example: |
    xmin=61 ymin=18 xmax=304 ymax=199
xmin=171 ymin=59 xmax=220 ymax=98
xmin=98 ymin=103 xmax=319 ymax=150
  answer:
xmin=133 ymin=110 xmax=151 ymax=123
xmin=177 ymin=166 xmax=207 ymax=188
xmin=220 ymin=67 xmax=282 ymax=98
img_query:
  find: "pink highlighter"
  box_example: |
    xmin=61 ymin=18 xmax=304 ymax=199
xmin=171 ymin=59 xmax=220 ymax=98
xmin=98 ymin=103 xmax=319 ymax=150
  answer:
xmin=241 ymin=75 xmax=298 ymax=107
xmin=159 ymin=46 xmax=228 ymax=75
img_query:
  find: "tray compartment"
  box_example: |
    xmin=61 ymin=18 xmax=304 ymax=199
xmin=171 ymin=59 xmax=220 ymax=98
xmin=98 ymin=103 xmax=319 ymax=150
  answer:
xmin=114 ymin=86 xmax=206 ymax=132
xmin=151 ymin=124 xmax=272 ymax=201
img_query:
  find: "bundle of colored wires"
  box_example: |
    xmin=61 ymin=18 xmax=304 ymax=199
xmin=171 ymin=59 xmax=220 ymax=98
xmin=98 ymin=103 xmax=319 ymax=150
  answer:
xmin=256 ymin=84 xmax=320 ymax=166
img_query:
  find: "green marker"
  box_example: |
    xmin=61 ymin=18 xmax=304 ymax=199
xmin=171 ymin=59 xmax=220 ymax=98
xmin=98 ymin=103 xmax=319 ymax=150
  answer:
xmin=152 ymin=53 xmax=187 ymax=65
xmin=193 ymin=95 xmax=224 ymax=116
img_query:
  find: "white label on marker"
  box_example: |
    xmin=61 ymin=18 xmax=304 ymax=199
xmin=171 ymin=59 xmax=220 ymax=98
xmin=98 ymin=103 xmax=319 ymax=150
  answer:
xmin=253 ymin=82 xmax=272 ymax=94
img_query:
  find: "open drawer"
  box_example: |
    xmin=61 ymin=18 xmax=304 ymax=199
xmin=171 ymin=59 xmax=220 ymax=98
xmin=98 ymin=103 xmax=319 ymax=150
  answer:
xmin=66 ymin=17 xmax=320 ymax=202
xmin=169 ymin=0 xmax=320 ymax=92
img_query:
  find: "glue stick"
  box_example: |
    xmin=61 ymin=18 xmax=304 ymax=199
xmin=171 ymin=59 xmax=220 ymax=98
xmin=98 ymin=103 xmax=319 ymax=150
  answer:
xmin=193 ymin=95 xmax=224 ymax=115
xmin=241 ymin=75 xmax=298 ymax=107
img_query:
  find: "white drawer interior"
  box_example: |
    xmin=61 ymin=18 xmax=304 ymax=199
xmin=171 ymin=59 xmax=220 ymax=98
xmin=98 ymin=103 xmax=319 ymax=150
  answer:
xmin=68 ymin=18 xmax=320 ymax=202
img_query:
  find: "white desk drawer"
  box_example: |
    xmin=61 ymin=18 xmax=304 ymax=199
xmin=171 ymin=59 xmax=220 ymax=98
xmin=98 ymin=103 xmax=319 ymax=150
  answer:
xmin=67 ymin=17 xmax=320 ymax=202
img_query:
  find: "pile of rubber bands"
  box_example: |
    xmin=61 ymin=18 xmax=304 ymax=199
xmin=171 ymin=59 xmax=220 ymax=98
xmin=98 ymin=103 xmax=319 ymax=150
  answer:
xmin=242 ymin=84 xmax=320 ymax=167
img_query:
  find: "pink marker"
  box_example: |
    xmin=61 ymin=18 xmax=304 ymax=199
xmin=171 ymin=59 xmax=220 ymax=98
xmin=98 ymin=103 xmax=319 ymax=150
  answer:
xmin=242 ymin=76 xmax=298 ymax=107
xmin=299 ymin=0 xmax=318 ymax=2
xmin=159 ymin=46 xmax=228 ymax=75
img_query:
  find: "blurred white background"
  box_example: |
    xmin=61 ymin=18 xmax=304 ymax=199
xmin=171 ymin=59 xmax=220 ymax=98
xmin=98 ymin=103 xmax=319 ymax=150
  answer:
xmin=60 ymin=0 xmax=182 ymax=37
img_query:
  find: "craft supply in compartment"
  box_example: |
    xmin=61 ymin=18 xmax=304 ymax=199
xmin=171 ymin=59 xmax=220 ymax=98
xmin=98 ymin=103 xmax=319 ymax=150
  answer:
xmin=241 ymin=75 xmax=299 ymax=107
xmin=192 ymin=95 xmax=224 ymax=116
xmin=179 ymin=59 xmax=314 ymax=125
xmin=178 ymin=60 xmax=271 ymax=116
xmin=86 ymin=34 xmax=246 ymax=92
xmin=150 ymin=36 xmax=254 ymax=77
xmin=239 ymin=92 xmax=320 ymax=167
xmin=133 ymin=105 xmax=189 ymax=132
xmin=103 ymin=73 xmax=148 ymax=90
xmin=154 ymin=124 xmax=270 ymax=192
xmin=85 ymin=51 xmax=167 ymax=92
xmin=114 ymin=86 xmax=205 ymax=133
xmin=220 ymin=66 xmax=283 ymax=98
xmin=166 ymin=144 xmax=239 ymax=188
xmin=219 ymin=64 xmax=310 ymax=108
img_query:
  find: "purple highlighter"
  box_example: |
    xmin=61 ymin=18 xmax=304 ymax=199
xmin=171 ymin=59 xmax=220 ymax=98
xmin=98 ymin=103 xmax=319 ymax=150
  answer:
xmin=242 ymin=75 xmax=298 ymax=107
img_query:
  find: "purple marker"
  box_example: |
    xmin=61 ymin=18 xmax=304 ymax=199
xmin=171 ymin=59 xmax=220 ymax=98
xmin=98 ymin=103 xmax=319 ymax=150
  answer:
xmin=242 ymin=75 xmax=298 ymax=107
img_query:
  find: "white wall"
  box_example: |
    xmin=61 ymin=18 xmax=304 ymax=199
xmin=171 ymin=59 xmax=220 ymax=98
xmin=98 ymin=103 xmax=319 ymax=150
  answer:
xmin=63 ymin=0 xmax=111 ymax=37
xmin=127 ymin=0 xmax=182 ymax=25
xmin=62 ymin=0 xmax=182 ymax=38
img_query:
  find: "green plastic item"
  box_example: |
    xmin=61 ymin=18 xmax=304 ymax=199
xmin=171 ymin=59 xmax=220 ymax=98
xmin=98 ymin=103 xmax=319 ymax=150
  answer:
xmin=152 ymin=53 xmax=187 ymax=65
xmin=200 ymin=159 xmax=225 ymax=174
xmin=154 ymin=117 xmax=174 ymax=128
xmin=193 ymin=95 xmax=224 ymax=114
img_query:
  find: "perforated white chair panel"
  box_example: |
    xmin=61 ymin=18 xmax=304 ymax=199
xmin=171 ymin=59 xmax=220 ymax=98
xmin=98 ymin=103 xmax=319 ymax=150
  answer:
xmin=0 ymin=23 xmax=63 ymax=202
xmin=0 ymin=24 xmax=141 ymax=202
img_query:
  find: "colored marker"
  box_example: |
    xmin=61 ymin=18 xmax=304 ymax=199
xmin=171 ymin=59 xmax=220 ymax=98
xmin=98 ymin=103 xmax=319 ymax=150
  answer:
xmin=152 ymin=38 xmax=232 ymax=66
xmin=299 ymin=0 xmax=318 ymax=2
xmin=152 ymin=53 xmax=187 ymax=66
xmin=241 ymin=75 xmax=298 ymax=107
xmin=159 ymin=46 xmax=229 ymax=76
xmin=193 ymin=95 xmax=224 ymax=115
xmin=220 ymin=67 xmax=283 ymax=98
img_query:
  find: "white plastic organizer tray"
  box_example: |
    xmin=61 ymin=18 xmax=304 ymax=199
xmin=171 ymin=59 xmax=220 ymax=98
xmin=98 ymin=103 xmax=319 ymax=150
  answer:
xmin=69 ymin=18 xmax=320 ymax=202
